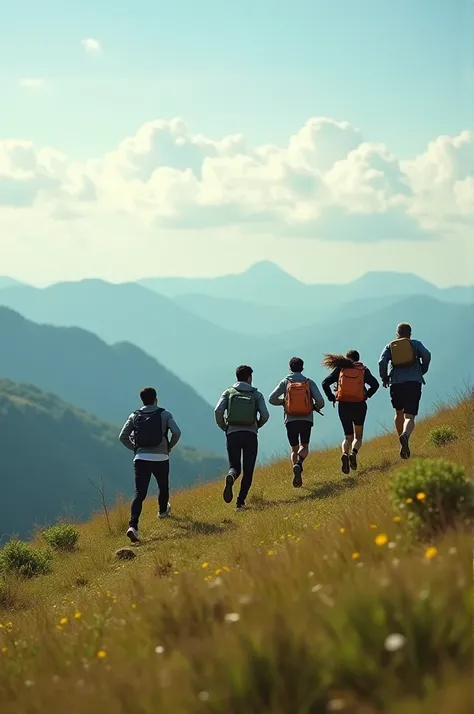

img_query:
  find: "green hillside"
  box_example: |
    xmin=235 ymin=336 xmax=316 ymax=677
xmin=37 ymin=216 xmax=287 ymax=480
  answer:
xmin=0 ymin=399 xmax=470 ymax=713
xmin=0 ymin=379 xmax=225 ymax=541
xmin=0 ymin=307 xmax=222 ymax=453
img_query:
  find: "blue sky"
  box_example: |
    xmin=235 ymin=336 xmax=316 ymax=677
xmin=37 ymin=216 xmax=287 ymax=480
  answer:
xmin=1 ymin=0 xmax=471 ymax=158
xmin=0 ymin=0 xmax=472 ymax=286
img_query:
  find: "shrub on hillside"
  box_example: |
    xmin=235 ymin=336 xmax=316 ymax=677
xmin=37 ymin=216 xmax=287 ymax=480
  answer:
xmin=0 ymin=540 xmax=52 ymax=578
xmin=42 ymin=523 xmax=79 ymax=552
xmin=428 ymin=426 xmax=458 ymax=448
xmin=390 ymin=459 xmax=474 ymax=535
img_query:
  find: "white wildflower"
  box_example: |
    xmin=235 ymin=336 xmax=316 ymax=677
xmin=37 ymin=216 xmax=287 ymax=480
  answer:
xmin=224 ymin=612 xmax=240 ymax=623
xmin=384 ymin=633 xmax=407 ymax=652
xmin=155 ymin=646 xmax=165 ymax=654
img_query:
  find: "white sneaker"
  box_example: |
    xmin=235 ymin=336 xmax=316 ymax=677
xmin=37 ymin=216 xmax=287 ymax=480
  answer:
xmin=126 ymin=527 xmax=140 ymax=543
xmin=159 ymin=503 xmax=171 ymax=519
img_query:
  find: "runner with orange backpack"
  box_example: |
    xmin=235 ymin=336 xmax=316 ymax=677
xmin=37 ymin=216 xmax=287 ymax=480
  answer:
xmin=269 ymin=357 xmax=325 ymax=488
xmin=321 ymin=351 xmax=379 ymax=474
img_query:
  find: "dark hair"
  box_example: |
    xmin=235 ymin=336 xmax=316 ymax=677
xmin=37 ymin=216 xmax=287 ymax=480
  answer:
xmin=322 ymin=351 xmax=360 ymax=370
xmin=397 ymin=323 xmax=412 ymax=338
xmin=289 ymin=357 xmax=304 ymax=373
xmin=140 ymin=386 xmax=157 ymax=405
xmin=236 ymin=365 xmax=253 ymax=382
xmin=346 ymin=350 xmax=360 ymax=362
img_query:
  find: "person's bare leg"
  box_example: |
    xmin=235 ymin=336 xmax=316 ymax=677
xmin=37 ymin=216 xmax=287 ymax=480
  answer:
xmin=349 ymin=425 xmax=363 ymax=471
xmin=403 ymin=414 xmax=416 ymax=437
xmin=352 ymin=425 xmax=363 ymax=453
xmin=394 ymin=410 xmax=404 ymax=437
xmin=341 ymin=438 xmax=351 ymax=454
xmin=341 ymin=436 xmax=351 ymax=474
xmin=291 ymin=444 xmax=303 ymax=488
xmin=298 ymin=443 xmax=309 ymax=463
xmin=290 ymin=445 xmax=299 ymax=466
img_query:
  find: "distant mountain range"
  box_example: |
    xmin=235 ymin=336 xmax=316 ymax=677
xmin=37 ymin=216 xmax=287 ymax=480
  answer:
xmin=0 ymin=379 xmax=225 ymax=542
xmin=0 ymin=264 xmax=472 ymax=459
xmin=139 ymin=261 xmax=473 ymax=308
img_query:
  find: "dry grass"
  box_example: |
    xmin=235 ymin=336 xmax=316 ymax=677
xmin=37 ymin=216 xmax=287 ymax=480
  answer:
xmin=0 ymin=399 xmax=472 ymax=713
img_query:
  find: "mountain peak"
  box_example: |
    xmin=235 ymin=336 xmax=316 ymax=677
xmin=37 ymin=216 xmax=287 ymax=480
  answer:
xmin=243 ymin=261 xmax=289 ymax=276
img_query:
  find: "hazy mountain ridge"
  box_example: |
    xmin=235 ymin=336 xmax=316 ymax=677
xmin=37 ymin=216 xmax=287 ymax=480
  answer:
xmin=0 ymin=307 xmax=223 ymax=453
xmin=0 ymin=379 xmax=226 ymax=541
xmin=139 ymin=262 xmax=474 ymax=307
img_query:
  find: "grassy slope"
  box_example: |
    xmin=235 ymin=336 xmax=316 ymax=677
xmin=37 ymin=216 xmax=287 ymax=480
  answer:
xmin=0 ymin=399 xmax=471 ymax=714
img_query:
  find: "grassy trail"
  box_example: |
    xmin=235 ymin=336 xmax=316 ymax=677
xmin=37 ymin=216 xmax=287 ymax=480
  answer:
xmin=0 ymin=399 xmax=471 ymax=714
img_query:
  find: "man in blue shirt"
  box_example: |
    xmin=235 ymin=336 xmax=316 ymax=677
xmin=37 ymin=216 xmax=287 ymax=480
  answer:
xmin=379 ymin=323 xmax=431 ymax=459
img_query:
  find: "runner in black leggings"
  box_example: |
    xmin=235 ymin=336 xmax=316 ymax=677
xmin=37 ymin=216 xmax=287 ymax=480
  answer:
xmin=322 ymin=350 xmax=380 ymax=474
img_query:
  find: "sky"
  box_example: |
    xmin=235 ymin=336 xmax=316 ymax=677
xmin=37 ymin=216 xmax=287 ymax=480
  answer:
xmin=1 ymin=0 xmax=473 ymax=287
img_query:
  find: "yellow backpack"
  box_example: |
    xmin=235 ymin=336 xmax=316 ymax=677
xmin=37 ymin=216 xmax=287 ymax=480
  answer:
xmin=390 ymin=338 xmax=416 ymax=367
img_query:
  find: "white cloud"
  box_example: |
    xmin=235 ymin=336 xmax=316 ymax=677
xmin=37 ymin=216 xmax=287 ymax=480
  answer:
xmin=0 ymin=116 xmax=472 ymax=252
xmin=81 ymin=38 xmax=101 ymax=53
xmin=18 ymin=78 xmax=45 ymax=88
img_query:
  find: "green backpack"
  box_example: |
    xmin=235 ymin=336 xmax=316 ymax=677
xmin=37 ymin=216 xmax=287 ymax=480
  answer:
xmin=226 ymin=387 xmax=258 ymax=426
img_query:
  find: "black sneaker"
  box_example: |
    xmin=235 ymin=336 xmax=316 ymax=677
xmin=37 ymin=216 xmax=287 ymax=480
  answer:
xmin=341 ymin=454 xmax=350 ymax=475
xmin=349 ymin=452 xmax=358 ymax=471
xmin=399 ymin=434 xmax=411 ymax=459
xmin=223 ymin=474 xmax=234 ymax=503
xmin=292 ymin=462 xmax=303 ymax=488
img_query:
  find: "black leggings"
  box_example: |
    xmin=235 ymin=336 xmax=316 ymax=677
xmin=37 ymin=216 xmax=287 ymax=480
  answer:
xmin=130 ymin=459 xmax=170 ymax=528
xmin=338 ymin=401 xmax=367 ymax=436
xmin=226 ymin=431 xmax=258 ymax=506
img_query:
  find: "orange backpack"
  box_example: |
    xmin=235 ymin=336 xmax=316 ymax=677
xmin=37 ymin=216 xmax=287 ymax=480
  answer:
xmin=336 ymin=363 xmax=365 ymax=403
xmin=285 ymin=379 xmax=312 ymax=416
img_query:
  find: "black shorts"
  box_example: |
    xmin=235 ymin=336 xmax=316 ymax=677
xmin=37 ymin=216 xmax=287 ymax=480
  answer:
xmin=338 ymin=401 xmax=367 ymax=436
xmin=390 ymin=381 xmax=422 ymax=416
xmin=286 ymin=420 xmax=313 ymax=447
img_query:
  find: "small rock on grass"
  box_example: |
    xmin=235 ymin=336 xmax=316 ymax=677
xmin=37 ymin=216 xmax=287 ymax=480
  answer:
xmin=115 ymin=548 xmax=137 ymax=561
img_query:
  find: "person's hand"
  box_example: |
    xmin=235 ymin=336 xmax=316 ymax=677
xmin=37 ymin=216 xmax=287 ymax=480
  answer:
xmin=383 ymin=381 xmax=389 ymax=389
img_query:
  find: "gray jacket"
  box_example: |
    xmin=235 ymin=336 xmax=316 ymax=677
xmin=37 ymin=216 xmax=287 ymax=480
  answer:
xmin=214 ymin=381 xmax=269 ymax=435
xmin=269 ymin=372 xmax=325 ymax=424
xmin=119 ymin=405 xmax=181 ymax=457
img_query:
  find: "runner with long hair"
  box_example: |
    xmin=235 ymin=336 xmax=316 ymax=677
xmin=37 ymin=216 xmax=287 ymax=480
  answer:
xmin=322 ymin=350 xmax=379 ymax=474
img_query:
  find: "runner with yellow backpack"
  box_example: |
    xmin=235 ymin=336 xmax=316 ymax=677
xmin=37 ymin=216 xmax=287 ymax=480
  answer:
xmin=322 ymin=351 xmax=379 ymax=474
xmin=269 ymin=357 xmax=325 ymax=488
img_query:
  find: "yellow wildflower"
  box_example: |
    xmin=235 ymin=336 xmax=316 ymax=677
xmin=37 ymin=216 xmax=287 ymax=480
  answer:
xmin=96 ymin=650 xmax=107 ymax=659
xmin=425 ymin=546 xmax=438 ymax=560
xmin=60 ymin=617 xmax=68 ymax=626
xmin=416 ymin=492 xmax=426 ymax=501
xmin=375 ymin=533 xmax=389 ymax=546
xmin=74 ymin=612 xmax=82 ymax=620
xmin=369 ymin=524 xmax=377 ymax=529
xmin=131 ymin=604 xmax=137 ymax=610
xmin=222 ymin=566 xmax=230 ymax=572
xmin=267 ymin=550 xmax=275 ymax=556
xmin=393 ymin=515 xmax=402 ymax=523
xmin=215 ymin=569 xmax=222 ymax=576
xmin=406 ymin=498 xmax=413 ymax=504
xmin=1 ymin=647 xmax=7 ymax=653
xmin=339 ymin=528 xmax=345 ymax=534
xmin=201 ymin=562 xmax=209 ymax=569
xmin=352 ymin=552 xmax=360 ymax=560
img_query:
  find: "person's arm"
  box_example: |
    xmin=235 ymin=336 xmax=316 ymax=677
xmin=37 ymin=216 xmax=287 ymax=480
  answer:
xmin=118 ymin=414 xmax=135 ymax=451
xmin=256 ymin=392 xmax=269 ymax=429
xmin=321 ymin=368 xmax=339 ymax=402
xmin=214 ymin=390 xmax=229 ymax=431
xmin=309 ymin=379 xmax=325 ymax=411
xmin=268 ymin=379 xmax=286 ymax=406
xmin=417 ymin=342 xmax=432 ymax=375
xmin=378 ymin=345 xmax=391 ymax=386
xmin=364 ymin=368 xmax=380 ymax=399
xmin=166 ymin=413 xmax=181 ymax=451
